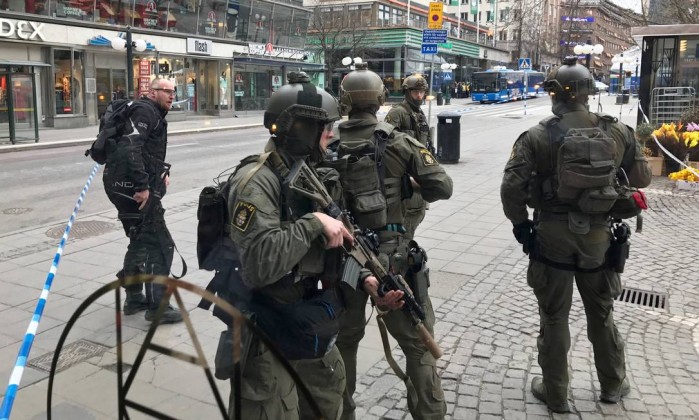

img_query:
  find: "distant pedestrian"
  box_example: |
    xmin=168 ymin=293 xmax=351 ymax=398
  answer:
xmin=500 ymin=58 xmax=651 ymax=413
xmin=103 ymin=78 xmax=183 ymax=324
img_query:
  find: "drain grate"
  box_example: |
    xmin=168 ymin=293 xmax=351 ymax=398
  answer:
xmin=28 ymin=339 xmax=110 ymax=373
xmin=615 ymin=287 xmax=667 ymax=310
xmin=45 ymin=220 xmax=116 ymax=240
xmin=2 ymin=207 xmax=32 ymax=215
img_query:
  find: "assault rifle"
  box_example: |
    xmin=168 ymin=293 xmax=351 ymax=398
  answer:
xmin=285 ymin=159 xmax=442 ymax=359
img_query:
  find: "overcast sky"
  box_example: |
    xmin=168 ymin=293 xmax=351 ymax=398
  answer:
xmin=609 ymin=0 xmax=643 ymax=14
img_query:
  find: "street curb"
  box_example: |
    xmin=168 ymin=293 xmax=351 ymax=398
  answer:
xmin=0 ymin=123 xmax=263 ymax=154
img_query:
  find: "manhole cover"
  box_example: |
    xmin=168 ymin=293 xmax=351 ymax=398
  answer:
xmin=46 ymin=220 xmax=116 ymax=239
xmin=28 ymin=340 xmax=110 ymax=373
xmin=615 ymin=287 xmax=667 ymax=310
xmin=2 ymin=207 xmax=32 ymax=215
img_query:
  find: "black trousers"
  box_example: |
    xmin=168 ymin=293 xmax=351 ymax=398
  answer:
xmin=104 ymin=169 xmax=174 ymax=308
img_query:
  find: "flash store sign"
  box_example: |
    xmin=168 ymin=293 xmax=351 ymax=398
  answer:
xmin=187 ymin=38 xmax=213 ymax=55
xmin=0 ymin=19 xmax=45 ymax=41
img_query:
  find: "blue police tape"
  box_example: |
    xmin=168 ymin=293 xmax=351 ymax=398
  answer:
xmin=0 ymin=163 xmax=101 ymax=420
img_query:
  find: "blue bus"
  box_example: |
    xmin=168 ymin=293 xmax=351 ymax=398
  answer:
xmin=471 ymin=68 xmax=545 ymax=103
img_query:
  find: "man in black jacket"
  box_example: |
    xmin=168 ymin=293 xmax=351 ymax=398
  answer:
xmin=103 ymin=78 xmax=182 ymax=323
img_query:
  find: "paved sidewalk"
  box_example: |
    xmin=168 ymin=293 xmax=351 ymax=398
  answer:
xmin=2 ymin=94 xmax=697 ymax=420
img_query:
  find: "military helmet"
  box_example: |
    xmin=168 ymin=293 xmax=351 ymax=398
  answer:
xmin=543 ymin=57 xmax=595 ymax=101
xmin=402 ymin=74 xmax=428 ymax=92
xmin=263 ymin=71 xmax=340 ymax=159
xmin=339 ymin=63 xmax=387 ymax=114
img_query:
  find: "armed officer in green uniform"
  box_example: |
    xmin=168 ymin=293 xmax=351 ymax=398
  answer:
xmin=335 ymin=63 xmax=453 ymax=420
xmin=500 ymin=58 xmax=651 ymax=413
xmin=224 ymin=72 xmax=402 ymax=420
xmin=384 ymin=74 xmax=432 ymax=239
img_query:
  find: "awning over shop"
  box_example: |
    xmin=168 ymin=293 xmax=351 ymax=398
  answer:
xmin=0 ymin=59 xmax=51 ymax=67
xmin=235 ymin=57 xmax=324 ymax=70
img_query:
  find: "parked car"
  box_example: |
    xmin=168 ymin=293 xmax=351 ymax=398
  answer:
xmin=594 ymin=81 xmax=609 ymax=93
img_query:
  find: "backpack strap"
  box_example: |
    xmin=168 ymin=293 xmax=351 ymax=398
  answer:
xmin=237 ymin=152 xmax=272 ymax=195
xmin=374 ymin=122 xmax=393 ymax=193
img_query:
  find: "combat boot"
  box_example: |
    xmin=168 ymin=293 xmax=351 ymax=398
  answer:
xmin=600 ymin=378 xmax=630 ymax=403
xmin=123 ymin=291 xmax=148 ymax=315
xmin=531 ymin=377 xmax=571 ymax=413
xmin=145 ymin=305 xmax=183 ymax=324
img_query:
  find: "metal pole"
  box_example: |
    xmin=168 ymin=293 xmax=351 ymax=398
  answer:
xmin=618 ymin=56 xmax=624 ymax=121
xmin=427 ymin=53 xmax=435 ymax=125
xmin=126 ymin=26 xmax=134 ymax=99
xmin=523 ymin=71 xmax=527 ymax=115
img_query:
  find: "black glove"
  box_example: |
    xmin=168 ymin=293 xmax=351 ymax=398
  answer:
xmin=512 ymin=220 xmax=534 ymax=244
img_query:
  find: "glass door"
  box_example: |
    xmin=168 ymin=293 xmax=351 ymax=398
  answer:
xmin=0 ymin=71 xmax=39 ymax=144
xmin=0 ymin=73 xmax=9 ymax=142
xmin=12 ymin=74 xmax=38 ymax=142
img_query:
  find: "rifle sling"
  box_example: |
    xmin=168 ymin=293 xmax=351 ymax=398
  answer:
xmin=376 ymin=311 xmax=419 ymax=415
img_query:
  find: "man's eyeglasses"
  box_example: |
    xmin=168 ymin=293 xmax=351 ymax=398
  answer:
xmin=154 ymin=88 xmax=175 ymax=96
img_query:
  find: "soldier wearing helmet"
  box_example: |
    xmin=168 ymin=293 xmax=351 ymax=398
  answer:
xmin=220 ymin=72 xmax=361 ymax=420
xmin=384 ymin=74 xmax=433 ymax=240
xmin=335 ymin=63 xmax=453 ymax=420
xmin=500 ymin=57 xmax=651 ymax=413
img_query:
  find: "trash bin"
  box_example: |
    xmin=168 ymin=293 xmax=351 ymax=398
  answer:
xmin=437 ymin=111 xmax=461 ymax=164
xmin=436 ymin=92 xmax=444 ymax=106
xmin=615 ymin=89 xmax=630 ymax=104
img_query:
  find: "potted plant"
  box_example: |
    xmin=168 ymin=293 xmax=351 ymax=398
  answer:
xmin=637 ymin=122 xmax=662 ymax=175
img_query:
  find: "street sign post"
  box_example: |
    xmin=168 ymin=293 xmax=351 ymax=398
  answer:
xmin=422 ymin=29 xmax=448 ymax=44
xmin=518 ymin=58 xmax=532 ymax=70
xmin=422 ymin=44 xmax=438 ymax=54
xmin=428 ymin=2 xmax=443 ymax=29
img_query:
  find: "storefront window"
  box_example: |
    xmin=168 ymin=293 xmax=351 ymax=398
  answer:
xmin=53 ymin=49 xmax=84 ymax=116
xmin=50 ymin=0 xmax=95 ymax=21
xmin=220 ymin=63 xmax=232 ymax=109
xmin=289 ymin=10 xmax=309 ymax=48
xmin=249 ymin=1 xmax=273 ymax=44
xmin=678 ymin=37 xmax=699 ymax=93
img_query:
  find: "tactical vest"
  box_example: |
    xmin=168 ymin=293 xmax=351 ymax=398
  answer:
xmin=333 ymin=121 xmax=408 ymax=230
xmin=396 ymin=102 xmax=430 ymax=146
xmin=201 ymin=152 xmax=345 ymax=360
xmin=535 ymin=113 xmax=624 ymax=215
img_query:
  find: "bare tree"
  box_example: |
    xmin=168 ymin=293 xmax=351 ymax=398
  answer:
xmin=645 ymin=0 xmax=699 ymax=24
xmin=306 ymin=3 xmax=375 ymax=88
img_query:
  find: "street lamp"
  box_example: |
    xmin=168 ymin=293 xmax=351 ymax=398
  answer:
xmin=342 ymin=56 xmax=363 ymax=70
xmin=573 ymin=43 xmax=604 ymax=69
xmin=440 ymin=63 xmax=457 ymax=105
xmin=111 ymin=26 xmax=148 ymax=99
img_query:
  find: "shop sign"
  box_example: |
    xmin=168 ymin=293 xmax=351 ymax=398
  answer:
xmin=246 ymin=43 xmax=306 ymax=60
xmin=138 ymin=59 xmax=151 ymax=98
xmin=187 ymin=38 xmax=213 ymax=55
xmin=0 ymin=19 xmax=46 ymax=41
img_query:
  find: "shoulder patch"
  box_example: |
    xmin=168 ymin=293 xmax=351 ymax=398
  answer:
xmin=231 ymin=201 xmax=256 ymax=232
xmin=420 ymin=149 xmax=438 ymax=166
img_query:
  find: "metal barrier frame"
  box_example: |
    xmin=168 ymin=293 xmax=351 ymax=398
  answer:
xmin=649 ymin=87 xmax=695 ymax=125
xmin=46 ymin=275 xmax=324 ymax=420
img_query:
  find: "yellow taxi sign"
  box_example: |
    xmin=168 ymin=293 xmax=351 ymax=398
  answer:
xmin=428 ymin=2 xmax=443 ymax=29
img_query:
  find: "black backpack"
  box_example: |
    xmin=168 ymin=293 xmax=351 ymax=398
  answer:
xmin=196 ymin=179 xmax=236 ymax=271
xmin=85 ymin=99 xmax=133 ymax=164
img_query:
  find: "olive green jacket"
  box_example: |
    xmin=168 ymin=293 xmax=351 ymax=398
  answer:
xmin=384 ymin=101 xmax=431 ymax=146
xmin=501 ymin=104 xmax=652 ymax=224
xmin=227 ymin=141 xmax=329 ymax=303
xmin=338 ymin=112 xmax=453 ymax=226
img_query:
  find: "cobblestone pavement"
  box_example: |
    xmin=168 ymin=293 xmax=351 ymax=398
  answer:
xmin=351 ymin=176 xmax=699 ymax=419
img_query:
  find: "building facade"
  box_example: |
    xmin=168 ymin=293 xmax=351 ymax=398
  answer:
xmin=307 ymin=0 xmax=510 ymax=97
xmin=0 ymin=0 xmax=317 ymax=142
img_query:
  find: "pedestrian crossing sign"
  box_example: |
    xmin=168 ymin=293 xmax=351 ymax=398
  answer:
xmin=518 ymin=58 xmax=532 ymax=70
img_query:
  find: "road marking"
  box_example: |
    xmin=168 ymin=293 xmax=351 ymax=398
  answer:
xmin=169 ymin=143 xmax=199 ymax=148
